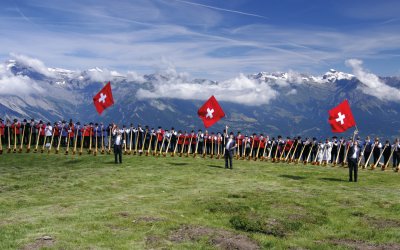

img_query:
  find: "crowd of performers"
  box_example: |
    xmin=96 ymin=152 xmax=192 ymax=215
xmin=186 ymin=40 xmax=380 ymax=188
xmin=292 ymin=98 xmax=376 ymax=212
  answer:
xmin=1 ymin=118 xmax=399 ymax=171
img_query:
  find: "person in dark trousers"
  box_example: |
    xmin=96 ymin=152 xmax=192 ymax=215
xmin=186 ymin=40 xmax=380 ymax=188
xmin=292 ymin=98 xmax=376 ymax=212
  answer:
xmin=224 ymin=131 xmax=236 ymax=169
xmin=347 ymin=131 xmax=361 ymax=182
xmin=112 ymin=124 xmax=124 ymax=164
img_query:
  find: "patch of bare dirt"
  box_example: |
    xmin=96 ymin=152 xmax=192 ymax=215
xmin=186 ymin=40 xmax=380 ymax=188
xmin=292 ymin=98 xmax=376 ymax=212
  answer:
xmin=169 ymin=225 xmax=260 ymax=250
xmin=21 ymin=236 xmax=55 ymax=250
xmin=117 ymin=211 xmax=130 ymax=218
xmin=327 ymin=239 xmax=400 ymax=250
xmin=364 ymin=216 xmax=400 ymax=229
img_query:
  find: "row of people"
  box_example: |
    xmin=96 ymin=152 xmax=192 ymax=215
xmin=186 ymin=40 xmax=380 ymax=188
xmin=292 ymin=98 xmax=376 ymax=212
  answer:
xmin=1 ymin=118 xmax=399 ymax=170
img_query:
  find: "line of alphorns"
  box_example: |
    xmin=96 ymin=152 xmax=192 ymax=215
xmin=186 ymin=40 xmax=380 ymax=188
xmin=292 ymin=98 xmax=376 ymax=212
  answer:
xmin=1 ymin=129 xmax=399 ymax=173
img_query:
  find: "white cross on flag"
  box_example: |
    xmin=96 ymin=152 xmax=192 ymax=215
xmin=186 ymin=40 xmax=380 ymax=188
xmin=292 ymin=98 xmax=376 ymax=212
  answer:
xmin=197 ymin=95 xmax=225 ymax=128
xmin=93 ymin=82 xmax=114 ymax=115
xmin=328 ymin=99 xmax=356 ymax=133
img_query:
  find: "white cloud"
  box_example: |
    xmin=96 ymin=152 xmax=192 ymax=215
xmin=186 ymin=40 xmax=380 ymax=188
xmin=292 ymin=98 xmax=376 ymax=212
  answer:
xmin=0 ymin=64 xmax=45 ymax=95
xmin=286 ymin=89 xmax=297 ymax=96
xmin=126 ymin=71 xmax=146 ymax=83
xmin=136 ymin=72 xmax=278 ymax=106
xmin=10 ymin=53 xmax=55 ymax=78
xmin=346 ymin=59 xmax=400 ymax=102
xmin=85 ymin=68 xmax=124 ymax=82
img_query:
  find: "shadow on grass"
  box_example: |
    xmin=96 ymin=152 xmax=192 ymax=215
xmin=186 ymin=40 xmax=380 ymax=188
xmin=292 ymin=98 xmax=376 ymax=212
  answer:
xmin=168 ymin=162 xmax=189 ymax=166
xmin=63 ymin=159 xmax=84 ymax=165
xmin=279 ymin=174 xmax=306 ymax=180
xmin=319 ymin=177 xmax=345 ymax=182
xmin=207 ymin=165 xmax=224 ymax=169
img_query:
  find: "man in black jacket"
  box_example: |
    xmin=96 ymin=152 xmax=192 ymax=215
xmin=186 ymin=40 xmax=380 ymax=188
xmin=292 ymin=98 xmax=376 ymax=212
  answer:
xmin=225 ymin=131 xmax=236 ymax=169
xmin=347 ymin=131 xmax=361 ymax=182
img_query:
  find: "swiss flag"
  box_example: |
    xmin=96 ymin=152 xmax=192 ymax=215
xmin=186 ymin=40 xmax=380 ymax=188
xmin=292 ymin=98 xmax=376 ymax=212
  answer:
xmin=198 ymin=95 xmax=225 ymax=128
xmin=93 ymin=82 xmax=114 ymax=115
xmin=328 ymin=99 xmax=356 ymax=133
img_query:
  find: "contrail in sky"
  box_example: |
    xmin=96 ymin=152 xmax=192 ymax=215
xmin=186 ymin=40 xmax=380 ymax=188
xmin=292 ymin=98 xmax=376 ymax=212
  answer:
xmin=175 ymin=0 xmax=268 ymax=19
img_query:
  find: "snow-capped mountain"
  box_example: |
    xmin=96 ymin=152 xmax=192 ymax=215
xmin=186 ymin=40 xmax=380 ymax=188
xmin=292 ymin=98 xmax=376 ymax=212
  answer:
xmin=1 ymin=57 xmax=399 ymax=139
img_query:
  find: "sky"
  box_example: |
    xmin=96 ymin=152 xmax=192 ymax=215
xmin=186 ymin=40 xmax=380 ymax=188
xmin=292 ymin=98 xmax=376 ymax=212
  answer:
xmin=1 ymin=0 xmax=400 ymax=80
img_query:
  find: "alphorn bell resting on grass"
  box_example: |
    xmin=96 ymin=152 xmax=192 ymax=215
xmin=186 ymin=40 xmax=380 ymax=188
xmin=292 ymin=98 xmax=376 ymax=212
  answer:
xmin=122 ymin=126 xmax=128 ymax=155
xmin=193 ymin=133 xmax=199 ymax=158
xmin=295 ymin=141 xmax=306 ymax=164
xmin=165 ymin=132 xmax=172 ymax=157
xmin=147 ymin=132 xmax=153 ymax=156
xmin=371 ymin=143 xmax=385 ymax=170
xmin=272 ymin=138 xmax=280 ymax=162
xmin=33 ymin=125 xmax=43 ymax=153
xmin=6 ymin=120 xmax=11 ymax=153
xmin=79 ymin=126 xmax=87 ymax=156
xmin=285 ymin=139 xmax=295 ymax=163
xmin=12 ymin=121 xmax=17 ymax=153
xmin=72 ymin=123 xmax=79 ymax=155
xmin=133 ymin=126 xmax=140 ymax=155
xmin=267 ymin=139 xmax=275 ymax=162
xmin=26 ymin=122 xmax=33 ymax=153
xmin=19 ymin=122 xmax=26 ymax=153
xmin=260 ymin=136 xmax=268 ymax=161
xmin=333 ymin=140 xmax=343 ymax=166
xmin=210 ymin=133 xmax=214 ymax=159
xmin=108 ymin=124 xmax=112 ymax=154
xmin=171 ymin=131 xmax=180 ymax=157
xmin=342 ymin=139 xmax=351 ymax=167
xmin=364 ymin=142 xmax=376 ymax=169
xmin=254 ymin=135 xmax=262 ymax=161
xmin=247 ymin=135 xmax=255 ymax=161
xmin=65 ymin=129 xmax=71 ymax=155
xmin=179 ymin=134 xmax=187 ymax=157
xmin=370 ymin=138 xmax=382 ymax=170
xmin=128 ymin=125 xmax=133 ymax=155
xmin=56 ymin=123 xmax=63 ymax=154
xmin=186 ymin=132 xmax=193 ymax=157
xmin=0 ymin=118 xmax=3 ymax=154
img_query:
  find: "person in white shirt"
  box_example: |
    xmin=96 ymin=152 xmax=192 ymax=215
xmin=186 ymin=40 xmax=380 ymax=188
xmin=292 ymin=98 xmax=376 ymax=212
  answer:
xmin=45 ymin=122 xmax=53 ymax=148
xmin=112 ymin=124 xmax=125 ymax=164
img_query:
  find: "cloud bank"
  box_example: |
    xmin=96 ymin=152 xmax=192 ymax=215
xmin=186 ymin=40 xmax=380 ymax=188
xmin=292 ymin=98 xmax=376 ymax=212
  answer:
xmin=136 ymin=72 xmax=278 ymax=106
xmin=346 ymin=59 xmax=400 ymax=102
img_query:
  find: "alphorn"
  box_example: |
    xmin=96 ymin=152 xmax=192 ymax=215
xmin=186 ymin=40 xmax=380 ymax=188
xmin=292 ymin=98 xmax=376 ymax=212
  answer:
xmin=272 ymin=141 xmax=279 ymax=162
xmin=65 ymin=131 xmax=71 ymax=155
xmin=311 ymin=146 xmax=320 ymax=165
xmin=147 ymin=133 xmax=153 ymax=156
xmin=41 ymin=129 xmax=47 ymax=153
xmin=278 ymin=141 xmax=288 ymax=162
xmin=26 ymin=125 xmax=33 ymax=153
xmin=247 ymin=138 xmax=255 ymax=160
xmin=48 ymin=127 xmax=56 ymax=154
xmin=7 ymin=125 xmax=11 ymax=153
xmin=384 ymin=144 xmax=396 ymax=170
xmin=295 ymin=143 xmax=305 ymax=164
xmin=185 ymin=136 xmax=192 ymax=157
xmin=193 ymin=136 xmax=199 ymax=158
xmin=13 ymin=124 xmax=17 ymax=153
xmin=241 ymin=139 xmax=247 ymax=160
xmin=153 ymin=134 xmax=159 ymax=156
xmin=284 ymin=142 xmax=294 ymax=162
xmin=171 ymin=135 xmax=179 ymax=157
xmin=33 ymin=127 xmax=41 ymax=153
xmin=0 ymin=130 xmax=2 ymax=154
xmin=371 ymin=144 xmax=385 ymax=170
xmin=165 ymin=136 xmax=172 ymax=157
xmin=318 ymin=146 xmax=327 ymax=166
xmin=123 ymin=131 xmax=127 ymax=155
xmin=289 ymin=142 xmax=299 ymax=163
xmin=267 ymin=141 xmax=275 ymax=162
xmin=179 ymin=135 xmax=186 ymax=157
xmin=216 ymin=138 xmax=220 ymax=159
xmin=304 ymin=143 xmax=314 ymax=165
xmin=93 ymin=131 xmax=97 ymax=156
xmin=357 ymin=143 xmax=367 ymax=168
xmin=364 ymin=143 xmax=376 ymax=169
xmin=128 ymin=128 xmax=133 ymax=155
xmin=341 ymin=143 xmax=351 ymax=167
xmin=55 ymin=126 xmax=63 ymax=154
xmin=378 ymin=144 xmax=389 ymax=171
xmin=202 ymin=137 xmax=207 ymax=158
xmin=254 ymin=140 xmax=262 ymax=161
xmin=72 ymin=128 xmax=78 ymax=155
xmin=19 ymin=124 xmax=25 ymax=153
xmin=101 ymin=128 xmax=105 ymax=154
xmin=333 ymin=141 xmax=343 ymax=166
xmin=210 ymin=136 xmax=214 ymax=159
xmin=108 ymin=127 xmax=112 ymax=154
xmin=260 ymin=140 xmax=268 ymax=161
xmin=140 ymin=131 xmax=147 ymax=155
xmin=79 ymin=128 xmax=87 ymax=155
xmin=88 ymin=127 xmax=93 ymax=154
xmin=235 ymin=138 xmax=240 ymax=160
xmin=134 ymin=129 xmax=139 ymax=155
xmin=160 ymin=135 xmax=167 ymax=157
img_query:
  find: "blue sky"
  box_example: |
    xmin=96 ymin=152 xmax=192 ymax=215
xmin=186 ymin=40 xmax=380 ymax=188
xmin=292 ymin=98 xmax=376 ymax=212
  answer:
xmin=1 ymin=0 xmax=400 ymax=79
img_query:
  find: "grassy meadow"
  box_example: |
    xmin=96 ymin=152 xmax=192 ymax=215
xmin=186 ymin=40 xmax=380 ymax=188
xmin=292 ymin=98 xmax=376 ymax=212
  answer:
xmin=0 ymin=151 xmax=400 ymax=249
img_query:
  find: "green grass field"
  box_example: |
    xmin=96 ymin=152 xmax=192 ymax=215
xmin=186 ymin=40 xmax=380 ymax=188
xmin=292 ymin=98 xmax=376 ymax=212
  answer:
xmin=1 ymin=152 xmax=400 ymax=250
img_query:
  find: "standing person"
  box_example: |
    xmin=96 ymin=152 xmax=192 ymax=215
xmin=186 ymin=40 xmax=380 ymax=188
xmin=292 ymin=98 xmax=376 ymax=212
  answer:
xmin=393 ymin=139 xmax=400 ymax=169
xmin=112 ymin=124 xmax=124 ymax=164
xmin=382 ymin=140 xmax=391 ymax=167
xmin=347 ymin=131 xmax=361 ymax=182
xmin=225 ymin=132 xmax=236 ymax=169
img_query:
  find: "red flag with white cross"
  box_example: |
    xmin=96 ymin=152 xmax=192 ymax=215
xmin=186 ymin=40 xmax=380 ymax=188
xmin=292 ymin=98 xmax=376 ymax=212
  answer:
xmin=197 ymin=95 xmax=225 ymax=128
xmin=328 ymin=99 xmax=356 ymax=133
xmin=93 ymin=82 xmax=114 ymax=115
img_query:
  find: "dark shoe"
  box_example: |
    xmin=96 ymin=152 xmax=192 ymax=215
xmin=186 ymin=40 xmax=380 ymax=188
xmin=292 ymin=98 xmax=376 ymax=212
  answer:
xmin=349 ymin=179 xmax=353 ymax=182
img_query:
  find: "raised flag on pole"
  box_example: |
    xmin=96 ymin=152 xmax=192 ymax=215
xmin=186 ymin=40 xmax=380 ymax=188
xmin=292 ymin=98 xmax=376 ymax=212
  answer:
xmin=198 ymin=95 xmax=225 ymax=128
xmin=328 ymin=99 xmax=356 ymax=133
xmin=93 ymin=82 xmax=114 ymax=115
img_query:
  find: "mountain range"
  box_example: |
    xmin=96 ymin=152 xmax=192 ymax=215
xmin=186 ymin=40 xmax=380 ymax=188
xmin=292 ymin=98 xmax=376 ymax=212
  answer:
xmin=1 ymin=56 xmax=399 ymax=139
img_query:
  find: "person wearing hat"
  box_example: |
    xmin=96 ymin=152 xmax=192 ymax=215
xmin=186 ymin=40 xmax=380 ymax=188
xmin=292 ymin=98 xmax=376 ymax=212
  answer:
xmin=11 ymin=119 xmax=21 ymax=146
xmin=225 ymin=132 xmax=237 ymax=169
xmin=392 ymin=138 xmax=400 ymax=169
xmin=21 ymin=119 xmax=29 ymax=145
xmin=112 ymin=124 xmax=124 ymax=164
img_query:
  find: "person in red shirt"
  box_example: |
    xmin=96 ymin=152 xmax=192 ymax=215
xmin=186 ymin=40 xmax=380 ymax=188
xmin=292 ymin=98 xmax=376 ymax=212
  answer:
xmin=0 ymin=118 xmax=4 ymax=152
xmin=11 ymin=119 xmax=21 ymax=146
xmin=36 ymin=121 xmax=46 ymax=146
